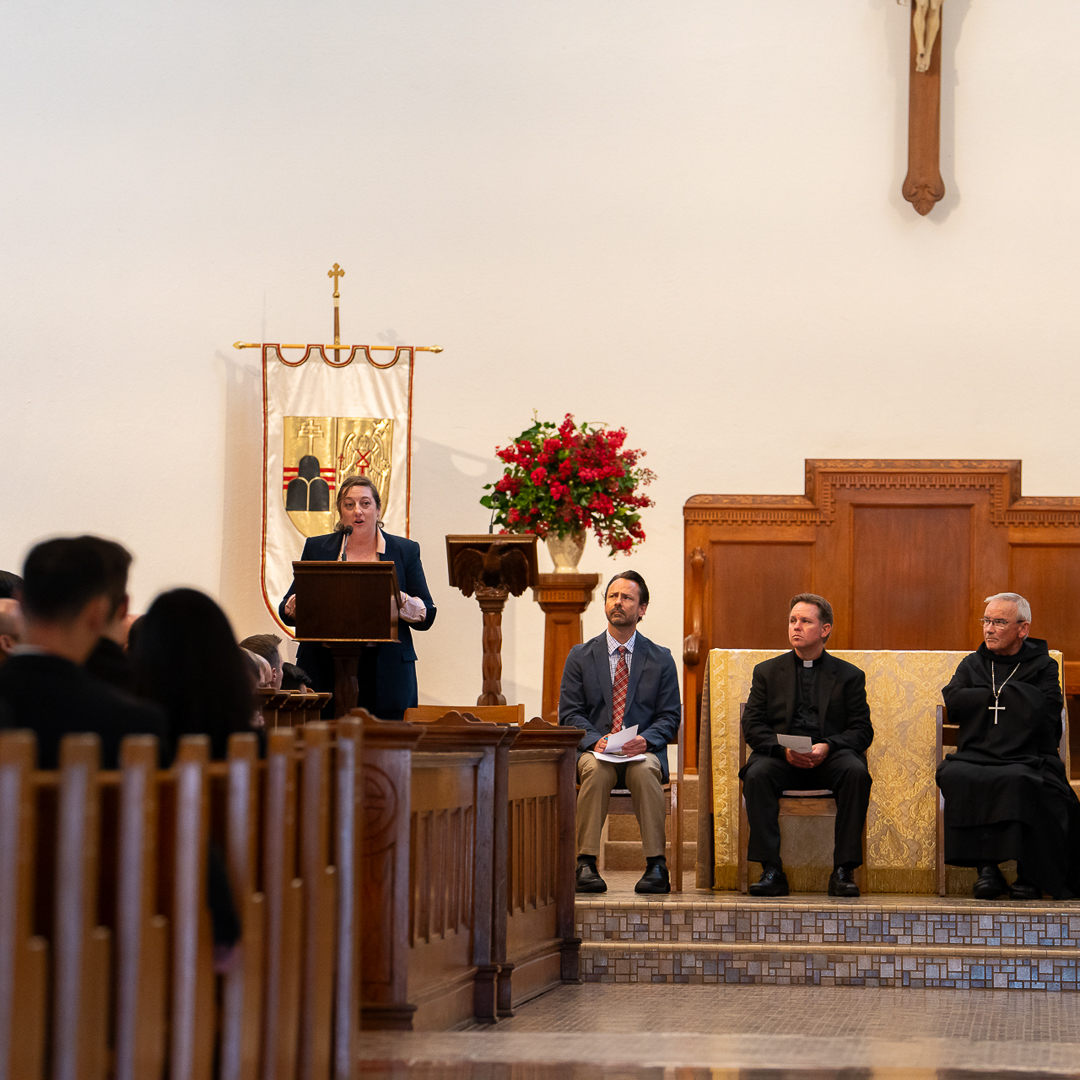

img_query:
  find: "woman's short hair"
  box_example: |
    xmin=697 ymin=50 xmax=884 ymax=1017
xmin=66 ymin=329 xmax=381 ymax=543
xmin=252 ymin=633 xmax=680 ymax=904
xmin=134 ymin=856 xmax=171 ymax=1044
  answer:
xmin=334 ymin=475 xmax=381 ymax=531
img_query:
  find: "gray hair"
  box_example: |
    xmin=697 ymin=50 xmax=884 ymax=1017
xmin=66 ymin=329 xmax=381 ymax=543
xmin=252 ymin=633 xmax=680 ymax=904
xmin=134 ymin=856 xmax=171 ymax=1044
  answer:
xmin=984 ymin=592 xmax=1031 ymax=623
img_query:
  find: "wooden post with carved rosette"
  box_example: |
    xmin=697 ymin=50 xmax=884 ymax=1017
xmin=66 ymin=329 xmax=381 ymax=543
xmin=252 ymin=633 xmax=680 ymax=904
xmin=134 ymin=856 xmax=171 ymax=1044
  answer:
xmin=531 ymin=573 xmax=601 ymax=724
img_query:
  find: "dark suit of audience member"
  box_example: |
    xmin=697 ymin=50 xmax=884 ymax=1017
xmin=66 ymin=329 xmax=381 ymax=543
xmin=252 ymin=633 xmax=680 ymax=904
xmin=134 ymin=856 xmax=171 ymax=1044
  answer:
xmin=85 ymin=634 xmax=137 ymax=693
xmin=0 ymin=652 xmax=169 ymax=769
xmin=0 ymin=536 xmax=167 ymax=769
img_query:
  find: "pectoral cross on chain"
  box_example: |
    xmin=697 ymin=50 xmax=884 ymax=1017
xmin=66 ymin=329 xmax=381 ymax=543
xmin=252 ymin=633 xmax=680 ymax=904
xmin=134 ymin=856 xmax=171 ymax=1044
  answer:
xmin=988 ymin=700 xmax=1006 ymax=724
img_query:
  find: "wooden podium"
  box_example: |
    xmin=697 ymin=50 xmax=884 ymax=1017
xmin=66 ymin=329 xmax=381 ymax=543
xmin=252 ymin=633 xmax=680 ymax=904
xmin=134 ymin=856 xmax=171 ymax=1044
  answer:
xmin=291 ymin=560 xmax=399 ymax=718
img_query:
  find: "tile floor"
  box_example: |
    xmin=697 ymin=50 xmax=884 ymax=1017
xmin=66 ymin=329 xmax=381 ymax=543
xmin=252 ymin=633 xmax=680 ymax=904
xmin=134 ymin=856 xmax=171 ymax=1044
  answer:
xmin=356 ymin=872 xmax=1080 ymax=1078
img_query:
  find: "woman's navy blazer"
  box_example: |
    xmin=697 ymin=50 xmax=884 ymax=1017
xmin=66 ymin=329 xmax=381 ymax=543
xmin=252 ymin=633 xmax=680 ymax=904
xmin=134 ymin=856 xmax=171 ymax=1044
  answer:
xmin=278 ymin=529 xmax=436 ymax=718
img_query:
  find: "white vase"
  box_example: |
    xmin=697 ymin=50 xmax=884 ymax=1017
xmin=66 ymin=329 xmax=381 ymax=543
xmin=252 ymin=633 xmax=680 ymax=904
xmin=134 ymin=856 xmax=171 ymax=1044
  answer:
xmin=545 ymin=531 xmax=587 ymax=573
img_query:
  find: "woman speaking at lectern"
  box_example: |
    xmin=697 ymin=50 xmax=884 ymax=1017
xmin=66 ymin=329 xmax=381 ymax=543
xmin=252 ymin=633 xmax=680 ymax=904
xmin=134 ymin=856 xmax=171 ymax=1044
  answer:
xmin=279 ymin=474 xmax=436 ymax=719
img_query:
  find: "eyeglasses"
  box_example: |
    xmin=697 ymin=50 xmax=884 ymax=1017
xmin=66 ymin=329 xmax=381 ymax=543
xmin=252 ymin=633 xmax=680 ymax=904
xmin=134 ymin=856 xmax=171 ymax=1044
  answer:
xmin=980 ymin=618 xmax=1018 ymax=629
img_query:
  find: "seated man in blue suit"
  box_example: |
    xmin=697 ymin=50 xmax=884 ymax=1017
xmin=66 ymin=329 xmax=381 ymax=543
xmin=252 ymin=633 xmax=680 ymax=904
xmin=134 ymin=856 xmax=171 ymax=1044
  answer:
xmin=559 ymin=571 xmax=681 ymax=895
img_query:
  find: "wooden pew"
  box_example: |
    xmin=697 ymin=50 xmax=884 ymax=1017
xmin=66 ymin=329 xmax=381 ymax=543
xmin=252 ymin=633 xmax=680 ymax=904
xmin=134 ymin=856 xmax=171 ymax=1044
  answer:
xmin=359 ymin=711 xmax=508 ymax=1031
xmin=393 ymin=709 xmax=583 ymax=1016
xmin=498 ymin=716 xmax=583 ymax=1014
xmin=0 ymin=720 xmax=363 ymax=1080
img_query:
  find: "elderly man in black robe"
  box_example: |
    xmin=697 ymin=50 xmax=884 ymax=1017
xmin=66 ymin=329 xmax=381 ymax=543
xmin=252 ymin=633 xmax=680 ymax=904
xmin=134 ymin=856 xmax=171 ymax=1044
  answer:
xmin=937 ymin=592 xmax=1080 ymax=900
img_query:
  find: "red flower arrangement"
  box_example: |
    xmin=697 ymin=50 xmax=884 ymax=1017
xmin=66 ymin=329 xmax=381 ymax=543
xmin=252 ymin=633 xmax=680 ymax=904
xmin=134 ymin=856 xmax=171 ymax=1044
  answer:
xmin=480 ymin=414 xmax=656 ymax=556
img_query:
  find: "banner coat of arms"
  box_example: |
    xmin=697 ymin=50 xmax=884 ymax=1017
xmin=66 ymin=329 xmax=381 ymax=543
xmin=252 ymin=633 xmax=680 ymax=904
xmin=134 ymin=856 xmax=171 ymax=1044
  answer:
xmin=261 ymin=344 xmax=414 ymax=634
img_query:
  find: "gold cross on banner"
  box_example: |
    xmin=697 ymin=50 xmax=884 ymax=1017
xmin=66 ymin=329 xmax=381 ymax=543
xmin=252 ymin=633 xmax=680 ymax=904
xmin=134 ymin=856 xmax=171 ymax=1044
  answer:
xmin=328 ymin=263 xmax=345 ymax=358
xmin=900 ymin=0 xmax=945 ymax=215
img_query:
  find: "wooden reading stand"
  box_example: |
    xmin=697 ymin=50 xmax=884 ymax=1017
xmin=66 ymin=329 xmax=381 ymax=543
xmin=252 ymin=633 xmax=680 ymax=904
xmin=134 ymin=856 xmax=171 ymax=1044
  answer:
xmin=291 ymin=560 xmax=400 ymax=717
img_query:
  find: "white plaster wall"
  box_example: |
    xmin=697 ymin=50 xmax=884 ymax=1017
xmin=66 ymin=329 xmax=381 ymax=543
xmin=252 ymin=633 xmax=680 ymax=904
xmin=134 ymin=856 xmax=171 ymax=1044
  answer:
xmin=2 ymin=1 xmax=1079 ymax=716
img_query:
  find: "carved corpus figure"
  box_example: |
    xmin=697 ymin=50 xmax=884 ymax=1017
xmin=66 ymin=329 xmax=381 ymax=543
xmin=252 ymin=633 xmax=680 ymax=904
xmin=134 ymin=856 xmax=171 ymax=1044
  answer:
xmin=902 ymin=0 xmax=944 ymax=75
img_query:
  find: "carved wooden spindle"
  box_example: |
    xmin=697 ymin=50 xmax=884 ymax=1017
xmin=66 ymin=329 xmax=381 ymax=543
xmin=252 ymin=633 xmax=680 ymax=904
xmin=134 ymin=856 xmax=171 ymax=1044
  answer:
xmin=476 ymin=585 xmax=509 ymax=706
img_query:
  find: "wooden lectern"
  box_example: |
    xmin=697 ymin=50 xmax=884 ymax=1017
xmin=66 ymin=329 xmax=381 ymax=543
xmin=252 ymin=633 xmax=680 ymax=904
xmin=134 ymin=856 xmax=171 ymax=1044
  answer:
xmin=291 ymin=560 xmax=399 ymax=718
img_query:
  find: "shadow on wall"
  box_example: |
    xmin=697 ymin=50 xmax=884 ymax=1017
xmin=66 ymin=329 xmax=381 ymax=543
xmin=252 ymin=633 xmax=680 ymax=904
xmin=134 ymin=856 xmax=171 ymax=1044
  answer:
xmin=216 ymin=348 xmax=269 ymax=637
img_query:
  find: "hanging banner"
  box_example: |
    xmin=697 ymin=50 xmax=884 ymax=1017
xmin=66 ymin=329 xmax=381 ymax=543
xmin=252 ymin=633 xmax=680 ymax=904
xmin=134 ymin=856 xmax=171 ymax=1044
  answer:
xmin=261 ymin=344 xmax=414 ymax=633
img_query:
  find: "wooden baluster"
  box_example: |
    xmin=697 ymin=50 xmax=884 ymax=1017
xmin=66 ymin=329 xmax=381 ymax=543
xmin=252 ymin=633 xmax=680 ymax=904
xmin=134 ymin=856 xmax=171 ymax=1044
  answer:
xmin=332 ymin=717 xmax=362 ymax=1080
xmin=0 ymin=731 xmax=47 ymax=1080
xmin=299 ymin=724 xmax=334 ymax=1080
xmin=219 ymin=733 xmax=263 ymax=1080
xmin=262 ymin=729 xmax=302 ymax=1080
xmin=114 ymin=736 xmax=167 ymax=1080
xmin=168 ymin=736 xmax=214 ymax=1080
xmin=52 ymin=734 xmax=109 ymax=1080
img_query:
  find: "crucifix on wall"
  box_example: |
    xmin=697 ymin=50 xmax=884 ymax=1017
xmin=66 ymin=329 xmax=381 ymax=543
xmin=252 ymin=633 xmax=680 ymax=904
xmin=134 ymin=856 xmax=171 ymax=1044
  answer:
xmin=900 ymin=0 xmax=945 ymax=215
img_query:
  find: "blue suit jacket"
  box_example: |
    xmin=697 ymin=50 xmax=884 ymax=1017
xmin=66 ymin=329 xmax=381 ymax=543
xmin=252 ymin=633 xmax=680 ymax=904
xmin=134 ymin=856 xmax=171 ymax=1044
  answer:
xmin=278 ymin=530 xmax=436 ymax=718
xmin=558 ymin=630 xmax=681 ymax=783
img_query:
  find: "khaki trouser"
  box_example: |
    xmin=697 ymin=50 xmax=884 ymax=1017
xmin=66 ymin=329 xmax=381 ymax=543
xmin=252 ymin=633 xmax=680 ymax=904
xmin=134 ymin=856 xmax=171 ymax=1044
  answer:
xmin=576 ymin=751 xmax=666 ymax=859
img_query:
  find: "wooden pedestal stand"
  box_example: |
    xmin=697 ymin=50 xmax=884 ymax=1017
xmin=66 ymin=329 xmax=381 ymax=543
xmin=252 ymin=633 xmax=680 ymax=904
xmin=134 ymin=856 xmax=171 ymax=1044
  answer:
xmin=531 ymin=573 xmax=600 ymax=724
xmin=446 ymin=534 xmax=539 ymax=707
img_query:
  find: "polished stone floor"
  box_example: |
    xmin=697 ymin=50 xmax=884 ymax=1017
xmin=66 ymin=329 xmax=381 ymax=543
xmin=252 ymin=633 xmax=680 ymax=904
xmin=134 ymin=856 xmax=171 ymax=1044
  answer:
xmin=357 ymin=983 xmax=1080 ymax=1078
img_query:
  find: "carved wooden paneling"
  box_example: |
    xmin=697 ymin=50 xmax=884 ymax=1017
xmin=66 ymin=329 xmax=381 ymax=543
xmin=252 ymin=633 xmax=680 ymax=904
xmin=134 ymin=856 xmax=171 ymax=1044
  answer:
xmin=684 ymin=461 xmax=1080 ymax=772
xmin=499 ymin=720 xmax=581 ymax=1015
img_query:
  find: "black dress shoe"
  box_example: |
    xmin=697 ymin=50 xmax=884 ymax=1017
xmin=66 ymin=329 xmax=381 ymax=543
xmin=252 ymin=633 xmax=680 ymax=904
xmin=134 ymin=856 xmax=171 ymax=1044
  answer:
xmin=748 ymin=866 xmax=789 ymax=897
xmin=828 ymin=867 xmax=860 ymax=897
xmin=575 ymin=860 xmax=607 ymax=893
xmin=1009 ymin=878 xmax=1042 ymax=901
xmin=972 ymin=864 xmax=1007 ymax=900
xmin=635 ymin=861 xmax=671 ymax=894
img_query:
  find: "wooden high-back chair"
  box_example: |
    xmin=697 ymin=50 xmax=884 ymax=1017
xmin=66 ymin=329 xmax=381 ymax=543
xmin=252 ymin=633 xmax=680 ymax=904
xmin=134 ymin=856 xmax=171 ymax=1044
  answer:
xmin=736 ymin=702 xmax=866 ymax=894
xmin=598 ymin=712 xmax=685 ymax=893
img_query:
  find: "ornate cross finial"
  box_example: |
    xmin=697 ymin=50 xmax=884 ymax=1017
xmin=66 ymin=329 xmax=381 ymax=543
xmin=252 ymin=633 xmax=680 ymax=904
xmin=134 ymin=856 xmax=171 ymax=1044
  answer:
xmin=328 ymin=263 xmax=345 ymax=298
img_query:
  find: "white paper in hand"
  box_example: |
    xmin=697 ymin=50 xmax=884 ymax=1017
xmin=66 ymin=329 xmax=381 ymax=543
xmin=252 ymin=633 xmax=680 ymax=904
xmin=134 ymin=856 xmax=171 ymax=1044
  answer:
xmin=777 ymin=734 xmax=813 ymax=753
xmin=593 ymin=725 xmax=647 ymax=764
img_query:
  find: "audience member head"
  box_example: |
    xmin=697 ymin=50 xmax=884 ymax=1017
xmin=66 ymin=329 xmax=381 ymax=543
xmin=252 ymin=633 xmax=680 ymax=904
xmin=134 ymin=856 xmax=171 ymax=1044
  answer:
xmin=982 ymin=592 xmax=1031 ymax=657
xmin=0 ymin=570 xmax=22 ymax=600
xmin=281 ymin=661 xmax=313 ymax=692
xmin=132 ymin=587 xmax=255 ymax=759
xmin=126 ymin=614 xmax=145 ymax=655
xmin=238 ymin=633 xmax=284 ymax=689
xmin=334 ymin=475 xmax=381 ymax=532
xmin=241 ymin=648 xmax=274 ymax=688
xmin=84 ymin=536 xmax=133 ymax=644
xmin=0 ymin=598 xmax=25 ymax=663
xmin=19 ymin=535 xmax=132 ymax=664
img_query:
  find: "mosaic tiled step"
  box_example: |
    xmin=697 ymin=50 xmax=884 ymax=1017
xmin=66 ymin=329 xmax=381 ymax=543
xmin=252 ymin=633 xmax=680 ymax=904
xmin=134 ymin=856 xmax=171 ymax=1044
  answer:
xmin=576 ymin=882 xmax=1080 ymax=991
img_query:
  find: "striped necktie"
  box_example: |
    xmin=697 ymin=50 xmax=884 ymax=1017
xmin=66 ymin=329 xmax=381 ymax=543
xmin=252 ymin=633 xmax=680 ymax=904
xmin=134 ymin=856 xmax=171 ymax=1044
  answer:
xmin=611 ymin=646 xmax=629 ymax=733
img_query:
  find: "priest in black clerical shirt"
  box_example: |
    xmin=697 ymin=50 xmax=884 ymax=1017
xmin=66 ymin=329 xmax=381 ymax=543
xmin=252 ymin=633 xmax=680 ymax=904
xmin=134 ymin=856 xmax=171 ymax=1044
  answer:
xmin=739 ymin=593 xmax=874 ymax=898
xmin=937 ymin=592 xmax=1080 ymax=901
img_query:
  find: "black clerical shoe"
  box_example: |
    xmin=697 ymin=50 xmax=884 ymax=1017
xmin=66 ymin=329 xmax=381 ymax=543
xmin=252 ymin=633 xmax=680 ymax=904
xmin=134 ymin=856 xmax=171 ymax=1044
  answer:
xmin=748 ymin=866 xmax=789 ymax=897
xmin=575 ymin=859 xmax=607 ymax=893
xmin=972 ymin=864 xmax=1007 ymax=900
xmin=635 ymin=860 xmax=671 ymax=894
xmin=828 ymin=867 xmax=860 ymax=898
xmin=1009 ymin=878 xmax=1042 ymax=901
